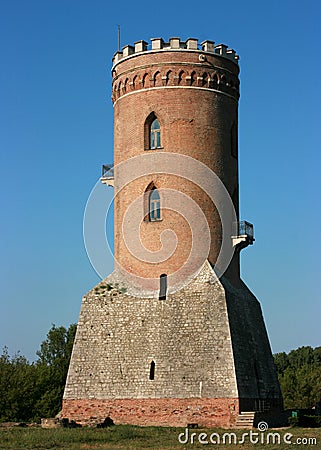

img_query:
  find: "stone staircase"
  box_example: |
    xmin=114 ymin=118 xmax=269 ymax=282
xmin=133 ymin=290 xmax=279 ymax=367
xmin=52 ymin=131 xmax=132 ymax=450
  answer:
xmin=235 ymin=411 xmax=255 ymax=429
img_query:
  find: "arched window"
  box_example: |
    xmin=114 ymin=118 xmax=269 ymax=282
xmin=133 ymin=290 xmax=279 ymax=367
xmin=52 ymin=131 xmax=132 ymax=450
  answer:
xmin=150 ymin=118 xmax=161 ymax=149
xmin=144 ymin=112 xmax=162 ymax=150
xmin=149 ymin=188 xmax=161 ymax=221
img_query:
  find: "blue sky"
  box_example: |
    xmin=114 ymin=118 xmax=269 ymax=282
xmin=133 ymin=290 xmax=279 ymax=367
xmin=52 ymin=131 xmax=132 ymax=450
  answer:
xmin=1 ymin=0 xmax=320 ymax=361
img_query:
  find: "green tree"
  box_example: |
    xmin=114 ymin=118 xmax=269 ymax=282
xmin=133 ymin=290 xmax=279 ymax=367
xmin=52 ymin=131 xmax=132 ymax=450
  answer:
xmin=274 ymin=351 xmax=289 ymax=375
xmin=288 ymin=346 xmax=313 ymax=369
xmin=0 ymin=323 xmax=76 ymax=422
xmin=34 ymin=324 xmax=77 ymax=420
xmin=274 ymin=346 xmax=321 ymax=409
xmin=0 ymin=348 xmax=38 ymax=421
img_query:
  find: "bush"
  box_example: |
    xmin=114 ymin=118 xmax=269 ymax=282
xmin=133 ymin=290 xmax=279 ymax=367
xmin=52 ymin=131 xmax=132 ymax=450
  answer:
xmin=274 ymin=347 xmax=321 ymax=410
xmin=288 ymin=416 xmax=299 ymax=427
xmin=300 ymin=415 xmax=321 ymax=428
xmin=289 ymin=415 xmax=321 ymax=428
xmin=0 ymin=324 xmax=76 ymax=422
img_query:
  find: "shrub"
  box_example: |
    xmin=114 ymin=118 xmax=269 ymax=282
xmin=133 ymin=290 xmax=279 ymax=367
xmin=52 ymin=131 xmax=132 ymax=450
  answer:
xmin=288 ymin=416 xmax=299 ymax=427
xmin=289 ymin=415 xmax=321 ymax=428
xmin=300 ymin=415 xmax=321 ymax=428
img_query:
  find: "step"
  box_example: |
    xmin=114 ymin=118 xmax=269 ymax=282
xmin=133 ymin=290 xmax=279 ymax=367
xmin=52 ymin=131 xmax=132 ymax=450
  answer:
xmin=235 ymin=412 xmax=255 ymax=429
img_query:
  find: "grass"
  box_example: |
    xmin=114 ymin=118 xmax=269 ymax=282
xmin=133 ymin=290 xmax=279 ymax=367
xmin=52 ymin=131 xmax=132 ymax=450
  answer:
xmin=0 ymin=425 xmax=319 ymax=449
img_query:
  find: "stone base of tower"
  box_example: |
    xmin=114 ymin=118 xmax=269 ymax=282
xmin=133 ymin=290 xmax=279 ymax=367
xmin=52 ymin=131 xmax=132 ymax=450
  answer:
xmin=61 ymin=398 xmax=239 ymax=428
xmin=63 ymin=261 xmax=282 ymax=428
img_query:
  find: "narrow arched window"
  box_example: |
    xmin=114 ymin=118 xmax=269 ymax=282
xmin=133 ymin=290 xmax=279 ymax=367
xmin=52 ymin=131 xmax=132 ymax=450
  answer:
xmin=149 ymin=188 xmax=161 ymax=221
xmin=149 ymin=361 xmax=155 ymax=380
xmin=150 ymin=118 xmax=161 ymax=149
xmin=159 ymin=274 xmax=167 ymax=300
xmin=144 ymin=112 xmax=162 ymax=150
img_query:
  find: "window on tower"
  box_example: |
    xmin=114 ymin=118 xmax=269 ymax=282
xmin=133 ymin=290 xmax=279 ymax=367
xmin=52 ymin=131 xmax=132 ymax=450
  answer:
xmin=149 ymin=361 xmax=155 ymax=380
xmin=150 ymin=118 xmax=161 ymax=149
xmin=144 ymin=112 xmax=162 ymax=150
xmin=149 ymin=188 xmax=161 ymax=221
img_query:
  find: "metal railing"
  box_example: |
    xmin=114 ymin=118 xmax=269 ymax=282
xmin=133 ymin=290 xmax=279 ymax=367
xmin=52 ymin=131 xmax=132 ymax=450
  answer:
xmin=101 ymin=164 xmax=114 ymax=178
xmin=232 ymin=221 xmax=254 ymax=239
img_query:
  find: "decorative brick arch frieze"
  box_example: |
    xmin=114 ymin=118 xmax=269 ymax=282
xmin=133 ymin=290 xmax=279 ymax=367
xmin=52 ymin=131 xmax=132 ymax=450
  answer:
xmin=152 ymin=71 xmax=162 ymax=87
xmin=112 ymin=66 xmax=239 ymax=102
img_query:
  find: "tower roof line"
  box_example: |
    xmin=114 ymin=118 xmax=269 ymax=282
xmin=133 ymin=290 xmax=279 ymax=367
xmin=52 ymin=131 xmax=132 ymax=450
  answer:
xmin=112 ymin=37 xmax=239 ymax=67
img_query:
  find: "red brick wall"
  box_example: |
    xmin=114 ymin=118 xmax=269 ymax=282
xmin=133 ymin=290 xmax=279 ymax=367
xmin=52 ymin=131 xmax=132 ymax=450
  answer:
xmin=112 ymin=49 xmax=241 ymax=284
xmin=62 ymin=397 xmax=239 ymax=428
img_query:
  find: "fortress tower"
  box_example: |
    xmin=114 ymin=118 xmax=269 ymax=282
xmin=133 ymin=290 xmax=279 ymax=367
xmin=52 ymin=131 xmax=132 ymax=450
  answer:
xmin=62 ymin=37 xmax=282 ymax=428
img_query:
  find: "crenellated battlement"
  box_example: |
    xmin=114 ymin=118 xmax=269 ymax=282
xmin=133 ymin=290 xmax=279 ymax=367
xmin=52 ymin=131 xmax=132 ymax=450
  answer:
xmin=112 ymin=37 xmax=239 ymax=66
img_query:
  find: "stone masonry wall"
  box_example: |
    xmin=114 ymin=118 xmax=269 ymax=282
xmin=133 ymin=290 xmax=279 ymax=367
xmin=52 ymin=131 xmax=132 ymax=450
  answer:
xmin=63 ymin=260 xmax=282 ymax=426
xmin=64 ymin=262 xmax=238 ymax=402
xmin=223 ymin=277 xmax=283 ymax=410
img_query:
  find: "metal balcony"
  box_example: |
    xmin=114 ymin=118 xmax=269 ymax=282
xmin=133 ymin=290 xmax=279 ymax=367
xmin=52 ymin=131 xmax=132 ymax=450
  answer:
xmin=232 ymin=221 xmax=255 ymax=248
xmin=101 ymin=164 xmax=114 ymax=187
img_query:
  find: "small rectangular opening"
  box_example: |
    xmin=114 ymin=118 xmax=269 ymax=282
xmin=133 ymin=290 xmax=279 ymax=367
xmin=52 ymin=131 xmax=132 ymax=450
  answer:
xmin=149 ymin=361 xmax=155 ymax=380
xmin=159 ymin=274 xmax=167 ymax=300
xmin=187 ymin=423 xmax=199 ymax=429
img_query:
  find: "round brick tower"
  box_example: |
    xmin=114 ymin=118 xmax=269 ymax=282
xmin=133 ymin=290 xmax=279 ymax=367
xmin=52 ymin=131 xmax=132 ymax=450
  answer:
xmin=110 ymin=37 xmax=245 ymax=291
xmin=62 ymin=37 xmax=282 ymax=429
